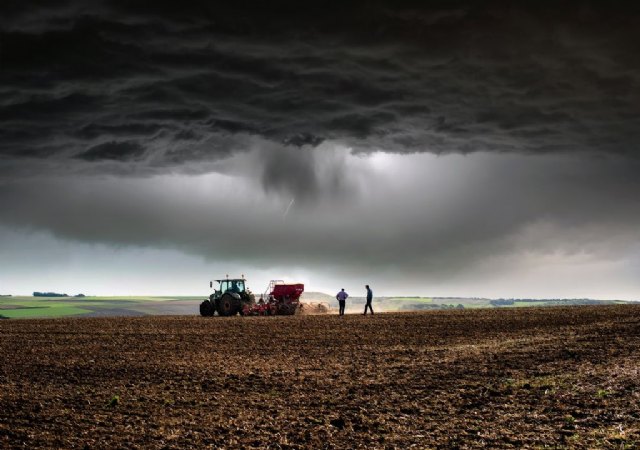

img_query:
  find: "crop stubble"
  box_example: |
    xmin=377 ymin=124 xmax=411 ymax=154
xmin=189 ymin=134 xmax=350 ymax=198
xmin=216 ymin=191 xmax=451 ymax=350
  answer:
xmin=1 ymin=305 xmax=639 ymax=449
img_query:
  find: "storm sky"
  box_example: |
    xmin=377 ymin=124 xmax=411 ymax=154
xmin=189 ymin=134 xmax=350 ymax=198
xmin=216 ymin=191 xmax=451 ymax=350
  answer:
xmin=1 ymin=1 xmax=640 ymax=298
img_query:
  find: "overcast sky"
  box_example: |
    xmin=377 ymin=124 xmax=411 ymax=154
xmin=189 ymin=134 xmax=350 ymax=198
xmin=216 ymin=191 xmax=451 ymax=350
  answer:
xmin=1 ymin=1 xmax=640 ymax=298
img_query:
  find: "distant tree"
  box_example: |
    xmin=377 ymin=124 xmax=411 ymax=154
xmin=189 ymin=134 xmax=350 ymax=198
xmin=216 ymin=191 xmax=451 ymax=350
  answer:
xmin=490 ymin=299 xmax=514 ymax=306
xmin=74 ymin=294 xmax=86 ymax=298
xmin=33 ymin=292 xmax=69 ymax=297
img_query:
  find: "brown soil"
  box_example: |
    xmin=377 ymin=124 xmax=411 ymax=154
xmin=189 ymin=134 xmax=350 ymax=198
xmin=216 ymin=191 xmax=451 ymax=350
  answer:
xmin=1 ymin=305 xmax=639 ymax=449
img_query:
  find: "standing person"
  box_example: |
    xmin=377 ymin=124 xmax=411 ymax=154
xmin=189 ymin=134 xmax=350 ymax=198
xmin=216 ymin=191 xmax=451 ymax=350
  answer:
xmin=336 ymin=288 xmax=348 ymax=316
xmin=364 ymin=285 xmax=374 ymax=315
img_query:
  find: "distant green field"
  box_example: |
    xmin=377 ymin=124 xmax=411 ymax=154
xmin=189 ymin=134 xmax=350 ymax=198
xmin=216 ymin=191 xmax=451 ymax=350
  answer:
xmin=510 ymin=301 xmax=548 ymax=307
xmin=386 ymin=297 xmax=433 ymax=303
xmin=372 ymin=297 xmax=636 ymax=312
xmin=1 ymin=306 xmax=89 ymax=319
xmin=505 ymin=300 xmax=631 ymax=308
xmin=0 ymin=296 xmax=202 ymax=319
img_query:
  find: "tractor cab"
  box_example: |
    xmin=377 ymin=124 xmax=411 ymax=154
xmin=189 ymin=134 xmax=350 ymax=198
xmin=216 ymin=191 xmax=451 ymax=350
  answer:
xmin=216 ymin=278 xmax=246 ymax=294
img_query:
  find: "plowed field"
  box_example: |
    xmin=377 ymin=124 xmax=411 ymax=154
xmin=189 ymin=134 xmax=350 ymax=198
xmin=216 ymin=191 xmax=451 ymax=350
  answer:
xmin=1 ymin=306 xmax=639 ymax=449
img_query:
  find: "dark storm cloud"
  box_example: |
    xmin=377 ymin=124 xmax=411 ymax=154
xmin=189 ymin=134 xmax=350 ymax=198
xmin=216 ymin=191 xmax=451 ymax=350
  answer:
xmin=76 ymin=140 xmax=145 ymax=161
xmin=2 ymin=0 xmax=640 ymax=178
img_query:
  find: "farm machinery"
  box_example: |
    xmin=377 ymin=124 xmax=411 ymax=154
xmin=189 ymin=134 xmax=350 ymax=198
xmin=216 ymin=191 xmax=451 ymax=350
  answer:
xmin=199 ymin=277 xmax=304 ymax=317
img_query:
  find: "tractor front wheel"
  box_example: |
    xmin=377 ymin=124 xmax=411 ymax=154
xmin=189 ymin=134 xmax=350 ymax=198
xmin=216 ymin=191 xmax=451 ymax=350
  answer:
xmin=199 ymin=300 xmax=215 ymax=317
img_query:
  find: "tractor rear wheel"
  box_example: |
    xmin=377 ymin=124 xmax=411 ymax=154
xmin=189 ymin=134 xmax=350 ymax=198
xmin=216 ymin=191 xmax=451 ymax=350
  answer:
xmin=216 ymin=293 xmax=240 ymax=316
xmin=199 ymin=300 xmax=215 ymax=317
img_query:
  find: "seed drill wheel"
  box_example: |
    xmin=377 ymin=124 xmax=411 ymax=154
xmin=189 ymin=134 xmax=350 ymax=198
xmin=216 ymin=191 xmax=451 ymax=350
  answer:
xmin=199 ymin=300 xmax=215 ymax=317
xmin=216 ymin=293 xmax=240 ymax=316
xmin=239 ymin=293 xmax=256 ymax=316
xmin=278 ymin=302 xmax=298 ymax=316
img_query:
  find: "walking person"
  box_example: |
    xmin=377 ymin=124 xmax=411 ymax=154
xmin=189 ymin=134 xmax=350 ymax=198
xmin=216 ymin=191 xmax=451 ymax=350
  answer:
xmin=364 ymin=285 xmax=374 ymax=315
xmin=336 ymin=288 xmax=348 ymax=316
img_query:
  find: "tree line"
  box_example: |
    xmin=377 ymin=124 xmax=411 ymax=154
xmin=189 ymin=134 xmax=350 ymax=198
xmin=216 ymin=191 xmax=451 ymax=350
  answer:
xmin=33 ymin=292 xmax=85 ymax=297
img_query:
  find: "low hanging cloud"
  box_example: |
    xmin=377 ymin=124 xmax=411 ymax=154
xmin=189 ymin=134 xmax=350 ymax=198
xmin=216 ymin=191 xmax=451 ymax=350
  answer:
xmin=1 ymin=150 xmax=639 ymax=276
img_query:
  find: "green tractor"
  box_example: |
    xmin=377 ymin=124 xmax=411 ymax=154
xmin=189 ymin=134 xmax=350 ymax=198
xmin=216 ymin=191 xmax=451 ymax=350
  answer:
xmin=199 ymin=277 xmax=256 ymax=317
